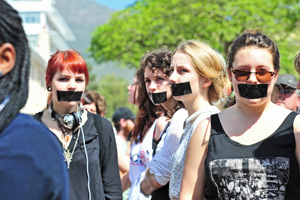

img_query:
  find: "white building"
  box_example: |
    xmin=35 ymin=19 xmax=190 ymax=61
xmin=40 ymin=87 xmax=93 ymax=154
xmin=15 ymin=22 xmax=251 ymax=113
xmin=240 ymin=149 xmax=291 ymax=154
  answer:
xmin=7 ymin=0 xmax=76 ymax=114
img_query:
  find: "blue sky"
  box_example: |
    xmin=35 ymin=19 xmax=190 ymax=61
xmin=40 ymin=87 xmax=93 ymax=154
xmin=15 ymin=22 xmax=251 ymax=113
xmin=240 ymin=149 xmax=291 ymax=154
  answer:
xmin=93 ymin=0 xmax=137 ymax=10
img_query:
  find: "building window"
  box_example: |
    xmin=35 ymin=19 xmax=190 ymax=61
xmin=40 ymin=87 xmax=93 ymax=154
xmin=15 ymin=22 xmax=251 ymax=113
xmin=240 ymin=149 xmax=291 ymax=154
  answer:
xmin=20 ymin=12 xmax=41 ymax=24
xmin=27 ymin=35 xmax=39 ymax=47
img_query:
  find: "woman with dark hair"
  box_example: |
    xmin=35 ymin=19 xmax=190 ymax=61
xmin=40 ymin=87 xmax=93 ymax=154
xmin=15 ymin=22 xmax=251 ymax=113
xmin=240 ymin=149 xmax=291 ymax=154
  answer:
xmin=180 ymin=30 xmax=300 ymax=199
xmin=128 ymin=49 xmax=186 ymax=199
xmin=0 ymin=1 xmax=68 ymax=199
xmin=34 ymin=50 xmax=122 ymax=200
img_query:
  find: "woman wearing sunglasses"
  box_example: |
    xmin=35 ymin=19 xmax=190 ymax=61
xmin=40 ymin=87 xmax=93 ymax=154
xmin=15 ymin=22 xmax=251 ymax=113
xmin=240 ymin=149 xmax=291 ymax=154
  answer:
xmin=180 ymin=30 xmax=300 ymax=199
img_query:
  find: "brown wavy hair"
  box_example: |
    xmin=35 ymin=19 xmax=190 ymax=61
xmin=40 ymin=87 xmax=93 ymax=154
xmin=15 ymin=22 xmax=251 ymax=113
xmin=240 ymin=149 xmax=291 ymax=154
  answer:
xmin=131 ymin=49 xmax=182 ymax=143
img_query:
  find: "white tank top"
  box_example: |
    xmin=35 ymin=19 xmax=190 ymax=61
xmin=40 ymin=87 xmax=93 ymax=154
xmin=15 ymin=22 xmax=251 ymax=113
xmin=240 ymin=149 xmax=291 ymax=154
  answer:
xmin=128 ymin=119 xmax=157 ymax=198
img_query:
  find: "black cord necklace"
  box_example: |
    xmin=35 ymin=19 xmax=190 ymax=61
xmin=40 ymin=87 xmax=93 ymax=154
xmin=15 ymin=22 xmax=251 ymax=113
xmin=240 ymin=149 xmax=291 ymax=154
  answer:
xmin=48 ymin=102 xmax=83 ymax=169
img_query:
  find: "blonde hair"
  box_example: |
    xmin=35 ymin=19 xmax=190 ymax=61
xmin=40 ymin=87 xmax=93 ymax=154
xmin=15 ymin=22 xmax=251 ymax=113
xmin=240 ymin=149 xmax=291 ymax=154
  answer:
xmin=173 ymin=40 xmax=230 ymax=106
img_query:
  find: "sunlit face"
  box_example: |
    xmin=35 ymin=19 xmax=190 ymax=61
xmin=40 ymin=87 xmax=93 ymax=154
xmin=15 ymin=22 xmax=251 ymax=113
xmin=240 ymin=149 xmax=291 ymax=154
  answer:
xmin=144 ymin=67 xmax=172 ymax=105
xmin=127 ymin=77 xmax=138 ymax=105
xmin=84 ymin=102 xmax=97 ymax=114
xmin=229 ymin=47 xmax=278 ymax=105
xmin=275 ymin=86 xmax=300 ymax=112
xmin=124 ymin=119 xmax=135 ymax=133
xmin=51 ymin=69 xmax=86 ymax=107
xmin=169 ymin=51 xmax=202 ymax=103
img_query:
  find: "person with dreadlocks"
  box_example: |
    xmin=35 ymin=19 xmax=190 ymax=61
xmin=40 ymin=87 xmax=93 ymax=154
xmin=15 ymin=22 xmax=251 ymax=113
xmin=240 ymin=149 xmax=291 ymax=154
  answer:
xmin=0 ymin=1 xmax=69 ymax=199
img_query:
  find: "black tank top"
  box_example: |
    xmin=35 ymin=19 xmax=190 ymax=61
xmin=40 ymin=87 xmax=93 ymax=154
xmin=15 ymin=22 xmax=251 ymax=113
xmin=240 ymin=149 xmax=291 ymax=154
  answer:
xmin=205 ymin=112 xmax=300 ymax=199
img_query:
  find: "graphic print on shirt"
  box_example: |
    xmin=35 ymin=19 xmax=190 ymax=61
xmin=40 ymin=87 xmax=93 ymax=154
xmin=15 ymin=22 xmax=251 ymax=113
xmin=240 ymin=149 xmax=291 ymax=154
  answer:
xmin=130 ymin=149 xmax=151 ymax=166
xmin=209 ymin=157 xmax=290 ymax=199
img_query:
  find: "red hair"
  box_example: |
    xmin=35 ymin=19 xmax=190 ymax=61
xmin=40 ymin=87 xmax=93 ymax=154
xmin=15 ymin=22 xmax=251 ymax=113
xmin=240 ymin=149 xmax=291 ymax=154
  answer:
xmin=45 ymin=50 xmax=89 ymax=87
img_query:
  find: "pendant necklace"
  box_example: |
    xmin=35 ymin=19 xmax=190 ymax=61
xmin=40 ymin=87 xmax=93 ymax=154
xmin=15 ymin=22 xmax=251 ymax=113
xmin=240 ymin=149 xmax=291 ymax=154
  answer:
xmin=48 ymin=102 xmax=83 ymax=169
xmin=57 ymin=121 xmax=80 ymax=169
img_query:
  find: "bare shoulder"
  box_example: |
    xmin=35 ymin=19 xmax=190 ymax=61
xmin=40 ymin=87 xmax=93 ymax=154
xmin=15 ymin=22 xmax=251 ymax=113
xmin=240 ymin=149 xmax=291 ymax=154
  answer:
xmin=154 ymin=115 xmax=169 ymax=140
xmin=192 ymin=117 xmax=212 ymax=144
xmin=293 ymin=114 xmax=300 ymax=133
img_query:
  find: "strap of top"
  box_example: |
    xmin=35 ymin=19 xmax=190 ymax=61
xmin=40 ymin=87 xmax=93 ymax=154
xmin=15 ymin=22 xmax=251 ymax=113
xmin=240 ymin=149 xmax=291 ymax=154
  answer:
xmin=210 ymin=111 xmax=299 ymax=136
xmin=153 ymin=121 xmax=171 ymax=156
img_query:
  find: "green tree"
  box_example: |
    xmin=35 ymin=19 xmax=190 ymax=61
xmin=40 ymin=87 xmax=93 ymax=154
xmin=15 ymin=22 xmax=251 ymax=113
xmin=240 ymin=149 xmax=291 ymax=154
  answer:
xmin=86 ymin=62 xmax=99 ymax=91
xmin=90 ymin=0 xmax=300 ymax=75
xmin=96 ymin=74 xmax=137 ymax=119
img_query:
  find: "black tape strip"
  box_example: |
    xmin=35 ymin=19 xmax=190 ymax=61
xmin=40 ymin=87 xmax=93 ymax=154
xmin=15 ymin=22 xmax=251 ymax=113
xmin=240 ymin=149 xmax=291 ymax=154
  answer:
xmin=57 ymin=91 xmax=83 ymax=101
xmin=238 ymin=84 xmax=268 ymax=99
xmin=171 ymin=82 xmax=192 ymax=96
xmin=148 ymin=92 xmax=167 ymax=104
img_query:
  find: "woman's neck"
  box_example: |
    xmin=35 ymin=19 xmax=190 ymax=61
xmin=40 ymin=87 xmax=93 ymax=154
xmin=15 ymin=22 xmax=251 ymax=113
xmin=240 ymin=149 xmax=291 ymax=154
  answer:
xmin=234 ymin=97 xmax=273 ymax=119
xmin=161 ymin=97 xmax=177 ymax=112
xmin=185 ymin=95 xmax=211 ymax=116
xmin=52 ymin=102 xmax=78 ymax=116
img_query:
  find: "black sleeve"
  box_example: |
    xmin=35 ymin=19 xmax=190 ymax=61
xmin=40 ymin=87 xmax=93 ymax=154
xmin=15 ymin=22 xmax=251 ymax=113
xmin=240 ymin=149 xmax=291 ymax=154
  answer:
xmin=100 ymin=117 xmax=122 ymax=200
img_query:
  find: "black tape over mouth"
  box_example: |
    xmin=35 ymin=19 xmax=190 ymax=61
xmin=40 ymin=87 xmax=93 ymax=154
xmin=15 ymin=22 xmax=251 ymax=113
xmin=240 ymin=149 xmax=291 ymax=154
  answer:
xmin=148 ymin=92 xmax=167 ymax=104
xmin=171 ymin=82 xmax=192 ymax=96
xmin=238 ymin=84 xmax=268 ymax=99
xmin=57 ymin=91 xmax=83 ymax=101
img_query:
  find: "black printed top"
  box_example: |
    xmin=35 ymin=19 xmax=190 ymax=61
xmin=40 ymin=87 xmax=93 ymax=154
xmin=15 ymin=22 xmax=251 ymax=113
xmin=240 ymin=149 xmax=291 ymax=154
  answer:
xmin=205 ymin=112 xmax=300 ymax=199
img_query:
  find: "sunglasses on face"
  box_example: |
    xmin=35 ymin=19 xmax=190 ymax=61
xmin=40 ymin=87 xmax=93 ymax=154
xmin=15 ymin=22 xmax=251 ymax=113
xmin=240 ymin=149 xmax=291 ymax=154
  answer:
xmin=231 ymin=69 xmax=275 ymax=83
xmin=276 ymin=87 xmax=296 ymax=95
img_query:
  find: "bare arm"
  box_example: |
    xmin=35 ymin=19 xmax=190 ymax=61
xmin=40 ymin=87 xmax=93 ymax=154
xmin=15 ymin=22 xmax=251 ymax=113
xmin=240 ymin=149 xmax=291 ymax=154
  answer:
xmin=117 ymin=144 xmax=130 ymax=174
xmin=140 ymin=168 xmax=162 ymax=195
xmin=293 ymin=115 xmax=300 ymax=174
xmin=121 ymin=172 xmax=131 ymax=192
xmin=179 ymin=119 xmax=211 ymax=200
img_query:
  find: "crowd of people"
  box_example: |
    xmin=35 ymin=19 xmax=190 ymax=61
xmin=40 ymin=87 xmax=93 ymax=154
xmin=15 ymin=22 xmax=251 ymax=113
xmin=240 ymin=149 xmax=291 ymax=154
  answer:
xmin=1 ymin=0 xmax=300 ymax=199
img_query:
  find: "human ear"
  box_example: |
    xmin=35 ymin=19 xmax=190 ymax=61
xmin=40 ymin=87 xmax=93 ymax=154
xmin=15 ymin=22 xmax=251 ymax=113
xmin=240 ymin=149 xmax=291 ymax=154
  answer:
xmin=0 ymin=43 xmax=16 ymax=76
xmin=120 ymin=118 xmax=127 ymax=128
xmin=202 ymin=77 xmax=212 ymax=89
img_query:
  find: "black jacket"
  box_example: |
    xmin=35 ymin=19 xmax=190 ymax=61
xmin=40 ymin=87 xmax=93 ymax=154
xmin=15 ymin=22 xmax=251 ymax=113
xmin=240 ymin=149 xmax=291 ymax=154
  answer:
xmin=34 ymin=111 xmax=122 ymax=200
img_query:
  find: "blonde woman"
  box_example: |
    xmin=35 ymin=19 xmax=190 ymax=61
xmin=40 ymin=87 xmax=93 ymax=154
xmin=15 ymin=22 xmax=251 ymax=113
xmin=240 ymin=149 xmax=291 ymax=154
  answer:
xmin=168 ymin=40 xmax=229 ymax=199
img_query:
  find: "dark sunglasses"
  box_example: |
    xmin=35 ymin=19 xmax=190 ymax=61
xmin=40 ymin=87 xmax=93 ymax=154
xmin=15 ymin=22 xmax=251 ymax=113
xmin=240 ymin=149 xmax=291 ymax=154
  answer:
xmin=277 ymin=87 xmax=296 ymax=95
xmin=231 ymin=69 xmax=275 ymax=83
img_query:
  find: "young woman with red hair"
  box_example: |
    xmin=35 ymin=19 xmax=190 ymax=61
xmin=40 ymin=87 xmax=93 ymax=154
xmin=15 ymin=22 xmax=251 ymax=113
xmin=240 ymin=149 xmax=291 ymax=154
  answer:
xmin=34 ymin=50 xmax=122 ymax=200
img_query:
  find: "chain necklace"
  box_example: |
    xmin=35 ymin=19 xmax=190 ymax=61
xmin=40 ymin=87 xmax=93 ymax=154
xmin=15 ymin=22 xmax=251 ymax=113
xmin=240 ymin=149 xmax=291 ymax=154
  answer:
xmin=48 ymin=102 xmax=83 ymax=169
xmin=57 ymin=121 xmax=80 ymax=169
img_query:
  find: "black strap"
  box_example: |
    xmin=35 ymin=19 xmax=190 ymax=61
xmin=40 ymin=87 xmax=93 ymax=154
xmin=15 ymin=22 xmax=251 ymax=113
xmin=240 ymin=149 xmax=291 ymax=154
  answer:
xmin=153 ymin=121 xmax=170 ymax=156
xmin=93 ymin=113 xmax=104 ymax=170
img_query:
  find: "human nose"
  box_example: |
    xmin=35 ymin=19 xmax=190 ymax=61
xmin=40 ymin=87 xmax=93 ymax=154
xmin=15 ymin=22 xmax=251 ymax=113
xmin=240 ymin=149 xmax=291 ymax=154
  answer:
xmin=247 ymin=72 xmax=258 ymax=83
xmin=127 ymin=84 xmax=131 ymax=91
xmin=148 ymin=81 xmax=157 ymax=91
xmin=67 ymin=79 xmax=76 ymax=90
xmin=169 ymin=71 xmax=178 ymax=84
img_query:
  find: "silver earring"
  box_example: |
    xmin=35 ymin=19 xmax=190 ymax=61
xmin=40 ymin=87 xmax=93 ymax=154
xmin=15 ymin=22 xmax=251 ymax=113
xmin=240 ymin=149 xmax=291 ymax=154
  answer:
xmin=47 ymin=86 xmax=52 ymax=91
xmin=0 ymin=70 xmax=4 ymax=78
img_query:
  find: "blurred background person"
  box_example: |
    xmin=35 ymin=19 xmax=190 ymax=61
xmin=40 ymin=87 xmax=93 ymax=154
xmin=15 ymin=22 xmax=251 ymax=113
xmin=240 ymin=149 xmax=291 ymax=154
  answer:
xmin=112 ymin=107 xmax=136 ymax=200
xmin=294 ymin=52 xmax=300 ymax=89
xmin=127 ymin=76 xmax=139 ymax=106
xmin=273 ymin=74 xmax=300 ymax=112
xmin=82 ymin=90 xmax=106 ymax=116
xmin=0 ymin=1 xmax=68 ymax=199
